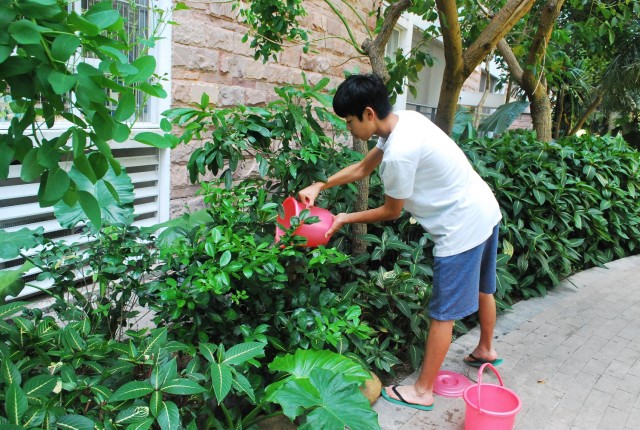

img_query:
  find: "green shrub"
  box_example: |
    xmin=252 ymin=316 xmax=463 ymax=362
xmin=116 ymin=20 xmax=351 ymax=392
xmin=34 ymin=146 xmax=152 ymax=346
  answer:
xmin=0 ymin=302 xmax=380 ymax=429
xmin=462 ymin=131 xmax=640 ymax=299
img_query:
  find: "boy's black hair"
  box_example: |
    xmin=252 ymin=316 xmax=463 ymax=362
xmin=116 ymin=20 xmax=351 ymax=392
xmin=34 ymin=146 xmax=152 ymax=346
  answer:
xmin=333 ymin=73 xmax=393 ymax=120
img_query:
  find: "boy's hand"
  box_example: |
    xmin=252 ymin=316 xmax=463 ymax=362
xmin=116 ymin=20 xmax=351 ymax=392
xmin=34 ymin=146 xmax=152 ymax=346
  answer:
xmin=298 ymin=182 xmax=324 ymax=206
xmin=326 ymin=212 xmax=348 ymax=237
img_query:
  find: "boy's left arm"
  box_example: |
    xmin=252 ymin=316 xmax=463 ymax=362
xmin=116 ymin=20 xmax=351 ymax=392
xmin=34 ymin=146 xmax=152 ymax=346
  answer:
xmin=326 ymin=194 xmax=404 ymax=236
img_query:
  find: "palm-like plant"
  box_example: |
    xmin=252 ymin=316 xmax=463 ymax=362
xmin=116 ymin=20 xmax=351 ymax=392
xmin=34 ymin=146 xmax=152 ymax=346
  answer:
xmin=569 ymin=27 xmax=640 ymax=135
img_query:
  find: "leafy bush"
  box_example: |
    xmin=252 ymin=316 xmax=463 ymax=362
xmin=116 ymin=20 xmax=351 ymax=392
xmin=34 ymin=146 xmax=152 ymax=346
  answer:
xmin=0 ymin=0 xmax=178 ymax=228
xmin=0 ymin=302 xmax=380 ymax=429
xmin=27 ymin=224 xmax=159 ymax=340
xmin=5 ymin=72 xmax=640 ymax=429
xmin=143 ymin=179 xmax=374 ymax=360
xmin=462 ymin=131 xmax=640 ymax=299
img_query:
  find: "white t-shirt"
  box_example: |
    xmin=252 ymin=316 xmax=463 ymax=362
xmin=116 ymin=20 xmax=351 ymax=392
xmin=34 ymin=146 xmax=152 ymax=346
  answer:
xmin=376 ymin=110 xmax=502 ymax=257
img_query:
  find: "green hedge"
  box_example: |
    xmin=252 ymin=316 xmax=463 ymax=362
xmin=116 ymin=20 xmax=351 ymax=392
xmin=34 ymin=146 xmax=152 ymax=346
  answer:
xmin=463 ymin=131 xmax=640 ymax=299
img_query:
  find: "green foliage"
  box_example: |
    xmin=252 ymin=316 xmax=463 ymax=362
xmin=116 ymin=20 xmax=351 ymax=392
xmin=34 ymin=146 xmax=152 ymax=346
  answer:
xmin=25 ymin=225 xmax=159 ymax=339
xmin=142 ymin=179 xmax=374 ymax=358
xmin=6 ymin=69 xmax=640 ymax=428
xmin=234 ymin=0 xmax=310 ymax=62
xmin=385 ymin=43 xmax=435 ymax=105
xmin=0 ymin=0 xmax=177 ymax=229
xmin=462 ymin=131 xmax=640 ymax=299
xmin=478 ymin=101 xmax=530 ymax=135
xmin=266 ymin=350 xmax=379 ymax=430
xmin=0 ymin=302 xmax=379 ymax=429
xmin=164 ymin=74 xmax=348 ymax=198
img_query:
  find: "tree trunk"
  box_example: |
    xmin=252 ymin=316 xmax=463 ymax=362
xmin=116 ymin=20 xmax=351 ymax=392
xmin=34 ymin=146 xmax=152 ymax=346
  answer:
xmin=434 ymin=0 xmax=535 ymax=134
xmin=495 ymin=0 xmax=564 ymax=142
xmin=529 ymin=93 xmax=553 ymax=142
xmin=568 ymin=90 xmax=604 ymax=136
xmin=553 ymin=88 xmax=564 ymax=140
xmin=355 ymin=0 xmax=410 ymax=256
xmin=351 ymin=139 xmax=369 ymax=256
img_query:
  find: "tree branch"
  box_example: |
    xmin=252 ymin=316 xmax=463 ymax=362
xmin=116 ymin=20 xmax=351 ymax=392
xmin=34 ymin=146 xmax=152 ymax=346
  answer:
xmin=338 ymin=0 xmax=373 ymax=39
xmin=324 ymin=0 xmax=367 ymax=55
xmin=361 ymin=0 xmax=411 ymax=81
xmin=497 ymin=39 xmax=523 ymax=84
xmin=522 ymin=0 xmax=565 ymax=92
xmin=436 ymin=0 xmax=464 ymax=76
xmin=464 ymin=0 xmax=535 ymax=74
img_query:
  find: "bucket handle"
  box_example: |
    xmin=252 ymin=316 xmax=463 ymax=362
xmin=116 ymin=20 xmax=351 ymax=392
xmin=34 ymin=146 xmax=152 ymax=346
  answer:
xmin=476 ymin=363 xmax=504 ymax=415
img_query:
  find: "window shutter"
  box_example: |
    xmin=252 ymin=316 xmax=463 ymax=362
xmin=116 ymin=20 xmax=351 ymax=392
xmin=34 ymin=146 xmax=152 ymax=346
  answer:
xmin=0 ymin=135 xmax=168 ymax=299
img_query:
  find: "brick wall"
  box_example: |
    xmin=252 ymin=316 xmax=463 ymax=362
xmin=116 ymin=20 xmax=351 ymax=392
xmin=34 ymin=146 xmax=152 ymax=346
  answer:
xmin=169 ymin=1 xmax=374 ymax=216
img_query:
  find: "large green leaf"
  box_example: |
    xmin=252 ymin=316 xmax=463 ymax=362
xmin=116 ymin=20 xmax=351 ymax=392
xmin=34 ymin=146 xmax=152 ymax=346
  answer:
xmin=0 ymin=261 xmax=34 ymax=303
xmin=5 ymin=383 xmax=28 ymax=424
xmin=126 ymin=55 xmax=156 ymax=84
xmin=231 ymin=372 xmax=255 ymax=403
xmin=109 ymin=381 xmax=154 ymax=402
xmin=134 ymin=131 xmax=175 ymax=149
xmin=8 ymin=19 xmax=44 ymax=44
xmin=210 ymin=363 xmax=232 ymax=403
xmin=23 ymin=375 xmax=57 ymax=398
xmin=0 ymin=228 xmax=43 ymax=259
xmin=156 ymin=401 xmax=179 ymax=430
xmin=150 ymin=359 xmax=176 ymax=391
xmin=0 ymin=302 xmax=27 ymax=319
xmin=141 ymin=209 xmax=214 ymax=248
xmin=160 ymin=379 xmax=206 ymax=395
xmin=452 ymin=107 xmax=475 ymax=141
xmin=84 ymin=1 xmax=122 ymax=30
xmin=478 ymin=101 xmax=530 ymax=135
xmin=268 ymin=350 xmax=371 ymax=393
xmin=140 ymin=327 xmax=168 ymax=356
xmin=51 ymin=34 xmax=81 ymax=62
xmin=48 ymin=70 xmax=77 ymax=95
xmin=56 ymin=415 xmax=95 ymax=430
xmin=39 ymin=166 xmax=70 ymax=206
xmin=115 ymin=406 xmax=149 ymax=425
xmin=53 ymin=165 xmax=134 ymax=229
xmin=272 ymin=368 xmax=380 ymax=430
xmin=222 ymin=342 xmax=265 ymax=365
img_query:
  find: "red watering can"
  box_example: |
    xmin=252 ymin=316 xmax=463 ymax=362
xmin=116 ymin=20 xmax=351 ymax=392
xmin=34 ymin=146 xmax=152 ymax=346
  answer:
xmin=275 ymin=197 xmax=335 ymax=247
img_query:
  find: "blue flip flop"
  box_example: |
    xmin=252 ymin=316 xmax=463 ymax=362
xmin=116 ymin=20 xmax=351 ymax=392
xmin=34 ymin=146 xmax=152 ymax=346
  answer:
xmin=464 ymin=353 xmax=504 ymax=368
xmin=380 ymin=386 xmax=434 ymax=411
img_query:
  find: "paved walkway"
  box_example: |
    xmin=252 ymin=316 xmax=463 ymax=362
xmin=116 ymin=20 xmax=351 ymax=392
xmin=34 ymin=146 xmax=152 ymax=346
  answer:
xmin=373 ymin=255 xmax=640 ymax=429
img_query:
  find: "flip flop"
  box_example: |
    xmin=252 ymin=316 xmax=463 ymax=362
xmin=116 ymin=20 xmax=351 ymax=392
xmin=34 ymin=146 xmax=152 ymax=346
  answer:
xmin=380 ymin=385 xmax=434 ymax=411
xmin=463 ymin=353 xmax=504 ymax=368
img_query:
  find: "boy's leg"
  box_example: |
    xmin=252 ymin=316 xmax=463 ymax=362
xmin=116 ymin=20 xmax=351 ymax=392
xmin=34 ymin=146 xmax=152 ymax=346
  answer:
xmin=383 ymin=319 xmax=453 ymax=407
xmin=465 ymin=292 xmax=499 ymax=362
xmin=465 ymin=224 xmax=501 ymax=364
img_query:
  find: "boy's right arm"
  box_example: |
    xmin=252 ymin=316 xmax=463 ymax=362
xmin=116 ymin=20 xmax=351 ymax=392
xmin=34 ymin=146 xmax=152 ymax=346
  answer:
xmin=298 ymin=147 xmax=383 ymax=205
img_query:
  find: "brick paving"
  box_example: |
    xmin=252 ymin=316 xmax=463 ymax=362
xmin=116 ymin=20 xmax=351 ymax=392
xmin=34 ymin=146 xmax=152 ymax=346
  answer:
xmin=373 ymin=255 xmax=640 ymax=430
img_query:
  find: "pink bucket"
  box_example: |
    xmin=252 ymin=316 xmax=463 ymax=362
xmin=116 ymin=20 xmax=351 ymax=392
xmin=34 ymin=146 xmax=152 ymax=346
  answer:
xmin=275 ymin=197 xmax=334 ymax=247
xmin=463 ymin=363 xmax=521 ymax=430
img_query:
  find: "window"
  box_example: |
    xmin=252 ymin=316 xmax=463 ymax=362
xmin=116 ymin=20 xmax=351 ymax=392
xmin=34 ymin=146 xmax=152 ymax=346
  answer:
xmin=0 ymin=0 xmax=171 ymax=298
xmin=479 ymin=72 xmax=503 ymax=94
xmin=385 ymin=29 xmax=401 ymax=59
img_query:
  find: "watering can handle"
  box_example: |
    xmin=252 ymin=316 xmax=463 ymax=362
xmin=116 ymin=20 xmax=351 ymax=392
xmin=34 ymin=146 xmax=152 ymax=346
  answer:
xmin=477 ymin=363 xmax=504 ymax=415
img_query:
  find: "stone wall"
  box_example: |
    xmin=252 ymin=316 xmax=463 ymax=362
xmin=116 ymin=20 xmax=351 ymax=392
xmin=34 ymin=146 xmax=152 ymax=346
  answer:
xmin=169 ymin=0 xmax=374 ymax=217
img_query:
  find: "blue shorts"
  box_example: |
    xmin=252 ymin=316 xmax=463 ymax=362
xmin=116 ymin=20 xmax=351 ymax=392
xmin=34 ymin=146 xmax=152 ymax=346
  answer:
xmin=428 ymin=224 xmax=499 ymax=321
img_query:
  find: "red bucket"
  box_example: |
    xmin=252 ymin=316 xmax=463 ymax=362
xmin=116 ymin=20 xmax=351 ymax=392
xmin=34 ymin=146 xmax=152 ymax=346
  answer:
xmin=275 ymin=197 xmax=334 ymax=247
xmin=463 ymin=363 xmax=521 ymax=430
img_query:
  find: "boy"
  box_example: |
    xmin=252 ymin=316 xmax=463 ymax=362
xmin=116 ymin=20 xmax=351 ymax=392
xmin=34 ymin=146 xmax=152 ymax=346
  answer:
xmin=298 ymin=73 xmax=502 ymax=411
